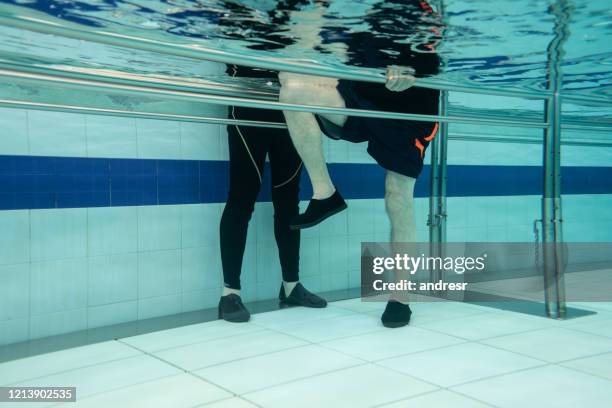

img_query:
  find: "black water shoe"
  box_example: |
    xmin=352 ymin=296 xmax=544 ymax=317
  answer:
xmin=218 ymin=294 xmax=250 ymax=322
xmin=290 ymin=190 xmax=347 ymax=230
xmin=381 ymin=300 xmax=412 ymax=328
xmin=279 ymin=283 xmax=327 ymax=308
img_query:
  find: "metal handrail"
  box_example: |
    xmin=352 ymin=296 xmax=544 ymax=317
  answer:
xmin=0 ymin=67 xmax=550 ymax=129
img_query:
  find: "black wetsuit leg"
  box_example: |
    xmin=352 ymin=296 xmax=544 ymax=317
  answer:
xmin=220 ymin=106 xmax=302 ymax=290
xmin=269 ymin=128 xmax=302 ymax=284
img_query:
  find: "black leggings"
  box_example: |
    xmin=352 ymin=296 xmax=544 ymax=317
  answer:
xmin=220 ymin=105 xmax=302 ymax=290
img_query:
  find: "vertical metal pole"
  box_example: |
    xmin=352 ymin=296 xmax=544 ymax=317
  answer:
xmin=542 ymin=0 xmax=572 ymax=318
xmin=428 ymin=91 xmax=448 ymax=285
xmin=428 ymin=0 xmax=448 ymax=287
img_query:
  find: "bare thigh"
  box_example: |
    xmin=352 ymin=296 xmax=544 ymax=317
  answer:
xmin=278 ymin=72 xmax=347 ymax=127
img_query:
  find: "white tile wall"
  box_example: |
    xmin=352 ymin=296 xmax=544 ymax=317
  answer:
xmin=0 ymin=90 xmax=611 ymax=347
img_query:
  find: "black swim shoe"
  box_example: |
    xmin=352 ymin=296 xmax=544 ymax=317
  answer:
xmin=279 ymin=283 xmax=327 ymax=308
xmin=289 ymin=190 xmax=347 ymax=230
xmin=381 ymin=300 xmax=412 ymax=328
xmin=218 ymin=294 xmax=250 ymax=323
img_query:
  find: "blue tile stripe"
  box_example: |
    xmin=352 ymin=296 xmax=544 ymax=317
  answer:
xmin=0 ymin=155 xmax=611 ymax=210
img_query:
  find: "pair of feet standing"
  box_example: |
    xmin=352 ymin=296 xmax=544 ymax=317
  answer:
xmin=218 ymin=190 xmax=412 ymax=328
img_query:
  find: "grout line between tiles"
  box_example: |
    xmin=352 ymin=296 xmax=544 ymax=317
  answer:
xmin=131 ymin=326 xmax=268 ymax=354
xmin=370 ymin=388 xmax=499 ymax=408
xmin=115 ymin=338 xmax=238 ymax=397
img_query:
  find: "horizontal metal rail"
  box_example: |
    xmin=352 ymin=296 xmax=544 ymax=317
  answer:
xmin=449 ymin=132 xmax=612 ymax=147
xmin=2 ymin=98 xmax=610 ymax=147
xmin=0 ymin=4 xmax=592 ymax=103
xmin=0 ymin=68 xmax=550 ymax=129
xmin=0 ymin=99 xmax=286 ymax=128
xmin=0 ymin=60 xmax=280 ymax=101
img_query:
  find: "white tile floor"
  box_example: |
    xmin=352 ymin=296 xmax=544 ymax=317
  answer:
xmin=1 ymin=299 xmax=612 ymax=408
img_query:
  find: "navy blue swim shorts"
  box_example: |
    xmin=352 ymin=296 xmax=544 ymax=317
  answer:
xmin=315 ymin=80 xmax=439 ymax=179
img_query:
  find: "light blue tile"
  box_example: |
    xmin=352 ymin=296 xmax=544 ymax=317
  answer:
xmin=348 ymin=269 xmax=361 ymax=288
xmin=181 ymin=204 xmax=221 ymax=248
xmin=0 ymin=107 xmax=28 ymax=155
xmin=466 ymin=197 xmax=488 ymax=228
xmin=182 ymin=288 xmax=219 ymax=312
xmin=155 ymin=330 xmax=308 ymax=371
xmin=180 ymin=122 xmax=220 ymax=160
xmin=136 ymin=119 xmax=181 ymax=159
xmin=321 ymin=273 xmax=349 ymax=291
xmin=320 ymin=235 xmax=347 ymax=275
xmin=181 ymin=246 xmax=221 ymax=292
xmin=319 ymin=203 xmax=348 ymax=237
xmin=466 ymin=227 xmax=488 ymax=242
xmin=254 ymin=282 xmax=278 ymax=301
xmin=446 ymin=227 xmax=467 ymax=242
xmin=276 ymin=311 xmax=381 ymax=343
xmin=256 ymin=239 xmax=281 ymax=284
xmin=299 ymin=237 xmax=320 ymax=277
xmin=481 ymin=327 xmax=612 ymax=363
xmin=562 ymin=144 xmax=612 ymax=167
xmin=347 ymin=200 xmax=375 ymax=235
xmin=381 ymin=390 xmax=491 ymax=408
xmin=71 ymin=373 xmax=230 ymax=408
xmin=452 ymin=365 xmax=612 ymax=408
xmin=86 ymin=115 xmax=137 ymax=158
xmin=378 ymin=342 xmax=542 ymax=387
xmin=486 ymin=225 xmax=507 ymax=242
xmin=194 ymin=344 xmax=361 ymax=395
xmin=299 ymin=275 xmax=322 ymax=293
xmin=138 ymin=294 xmax=182 ymax=319
xmin=0 ymin=339 xmax=141 ymax=385
xmin=347 ymin=234 xmax=371 ymax=272
xmin=88 ymin=206 xmax=138 ymax=256
xmin=252 ymin=202 xmax=274 ymax=245
xmin=88 ymin=301 xmax=138 ymax=328
xmin=28 ymin=110 xmax=86 ymax=157
xmin=0 ymin=263 xmax=29 ymax=321
xmin=0 ymin=210 xmax=30 ymax=265
xmin=245 ymin=364 xmax=435 ymax=408
xmin=0 ymin=318 xmax=29 ymax=346
xmin=323 ymin=326 xmax=463 ymax=362
xmin=324 ymin=137 xmax=349 ymax=163
xmin=20 ymin=355 xmax=182 ymax=400
xmin=420 ymin=310 xmax=554 ymax=341
xmin=252 ymin=204 xmax=274 ymax=247
xmin=29 ymin=308 xmax=87 ymax=339
xmin=507 ymin=224 xmax=532 ymax=241
xmin=122 ymin=318 xmax=262 ymax=353
xmin=561 ymin=352 xmax=612 ymax=381
xmin=88 ymin=253 xmax=138 ymax=306
xmin=347 ymin=142 xmax=375 ymax=164
xmin=30 ymin=208 xmax=87 ymax=262
xmin=219 ymin=125 xmax=229 ymax=161
xmin=30 ymin=258 xmax=87 ymax=315
xmin=138 ymin=250 xmax=181 ymax=298
xmin=137 ymin=205 xmax=181 ymax=251
xmin=372 ymin=199 xmax=390 ymax=234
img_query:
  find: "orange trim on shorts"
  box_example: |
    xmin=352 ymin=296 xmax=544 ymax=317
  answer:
xmin=424 ymin=123 xmax=439 ymax=142
xmin=415 ymin=138 xmax=425 ymax=159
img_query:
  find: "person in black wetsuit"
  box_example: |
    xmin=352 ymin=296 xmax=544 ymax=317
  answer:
xmin=278 ymin=0 xmax=443 ymax=327
xmin=217 ymin=2 xmax=328 ymax=323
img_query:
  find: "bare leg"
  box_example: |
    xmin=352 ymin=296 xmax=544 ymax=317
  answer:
xmin=385 ymin=170 xmax=417 ymax=243
xmin=279 ymin=73 xmax=346 ymax=199
xmin=384 ymin=170 xmax=417 ymax=311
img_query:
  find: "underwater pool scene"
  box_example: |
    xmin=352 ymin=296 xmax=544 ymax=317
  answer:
xmin=0 ymin=0 xmax=611 ymax=407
